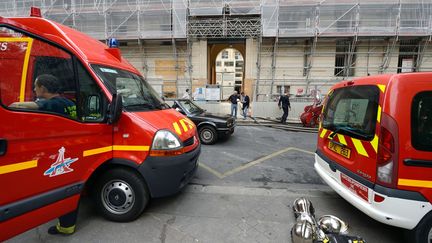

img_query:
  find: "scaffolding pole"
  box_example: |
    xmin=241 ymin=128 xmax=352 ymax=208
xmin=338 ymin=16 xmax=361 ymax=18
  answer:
xmin=171 ymin=38 xmax=179 ymax=96
xmin=255 ymin=36 xmax=262 ymax=101
xmin=380 ymin=0 xmax=401 ymax=73
xmin=344 ymin=3 xmax=359 ymax=79
xmin=304 ymin=3 xmax=320 ymax=94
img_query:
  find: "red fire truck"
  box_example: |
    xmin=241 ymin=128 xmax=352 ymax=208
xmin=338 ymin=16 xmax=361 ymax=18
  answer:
xmin=0 ymin=8 xmax=200 ymax=240
xmin=315 ymin=73 xmax=432 ymax=242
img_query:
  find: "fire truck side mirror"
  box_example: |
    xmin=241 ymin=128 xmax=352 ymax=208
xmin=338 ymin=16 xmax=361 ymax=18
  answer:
xmin=109 ymin=93 xmax=123 ymax=124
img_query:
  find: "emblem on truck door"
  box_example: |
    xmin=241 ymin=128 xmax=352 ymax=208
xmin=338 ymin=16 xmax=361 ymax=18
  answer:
xmin=44 ymin=147 xmax=78 ymax=177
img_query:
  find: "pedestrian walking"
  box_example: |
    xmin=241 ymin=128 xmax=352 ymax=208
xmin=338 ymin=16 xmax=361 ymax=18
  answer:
xmin=228 ymin=91 xmax=240 ymax=118
xmin=278 ymin=91 xmax=291 ymax=124
xmin=240 ymin=92 xmax=250 ymax=120
xmin=181 ymin=88 xmax=191 ymax=99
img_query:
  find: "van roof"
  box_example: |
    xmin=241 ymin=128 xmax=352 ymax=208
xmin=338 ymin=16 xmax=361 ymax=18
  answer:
xmin=3 ymin=16 xmax=138 ymax=74
xmin=332 ymin=72 xmax=432 ymax=90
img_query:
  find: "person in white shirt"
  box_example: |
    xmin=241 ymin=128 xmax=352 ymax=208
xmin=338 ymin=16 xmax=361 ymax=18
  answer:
xmin=182 ymin=89 xmax=191 ymax=99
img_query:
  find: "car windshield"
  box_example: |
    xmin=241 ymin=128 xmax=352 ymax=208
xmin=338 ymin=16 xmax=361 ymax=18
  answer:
xmin=178 ymin=100 xmax=204 ymax=114
xmin=92 ymin=65 xmax=168 ymax=111
xmin=322 ymin=85 xmax=379 ymax=141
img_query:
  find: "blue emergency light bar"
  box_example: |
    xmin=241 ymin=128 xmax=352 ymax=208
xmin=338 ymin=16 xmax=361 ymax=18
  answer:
xmin=108 ymin=38 xmax=119 ymax=48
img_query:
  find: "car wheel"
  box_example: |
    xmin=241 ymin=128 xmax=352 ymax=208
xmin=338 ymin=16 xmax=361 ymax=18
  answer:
xmin=199 ymin=125 xmax=218 ymax=145
xmin=93 ymin=168 xmax=149 ymax=222
xmin=406 ymin=211 xmax=432 ymax=243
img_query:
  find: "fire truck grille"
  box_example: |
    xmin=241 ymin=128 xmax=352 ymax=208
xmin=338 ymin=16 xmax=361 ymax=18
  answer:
xmin=183 ymin=136 xmax=194 ymax=147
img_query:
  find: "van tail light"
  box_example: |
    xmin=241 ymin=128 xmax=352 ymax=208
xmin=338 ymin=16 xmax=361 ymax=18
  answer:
xmin=376 ymin=113 xmax=399 ymax=188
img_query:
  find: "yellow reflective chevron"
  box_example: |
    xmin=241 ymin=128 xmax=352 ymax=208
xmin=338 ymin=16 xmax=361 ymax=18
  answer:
xmin=378 ymin=84 xmax=386 ymax=93
xmin=337 ymin=134 xmax=347 ymax=145
xmin=371 ymin=134 xmax=378 ymax=153
xmin=320 ymin=128 xmax=328 ymax=138
xmin=351 ymin=138 xmax=369 ymax=157
xmin=183 ymin=118 xmax=194 ymax=129
xmin=377 ymin=105 xmax=382 ymax=123
xmin=179 ymin=119 xmax=188 ymax=132
xmin=173 ymin=122 xmax=182 ymax=135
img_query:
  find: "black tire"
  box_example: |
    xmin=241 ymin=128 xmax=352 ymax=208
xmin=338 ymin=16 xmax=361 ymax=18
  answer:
xmin=199 ymin=125 xmax=218 ymax=145
xmin=406 ymin=211 xmax=432 ymax=243
xmin=93 ymin=168 xmax=149 ymax=222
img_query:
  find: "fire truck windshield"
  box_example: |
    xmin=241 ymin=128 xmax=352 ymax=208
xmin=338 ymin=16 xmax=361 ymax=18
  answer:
xmin=92 ymin=65 xmax=167 ymax=111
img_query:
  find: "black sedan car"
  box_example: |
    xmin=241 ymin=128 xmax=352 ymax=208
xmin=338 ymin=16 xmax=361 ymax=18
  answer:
xmin=171 ymin=99 xmax=235 ymax=145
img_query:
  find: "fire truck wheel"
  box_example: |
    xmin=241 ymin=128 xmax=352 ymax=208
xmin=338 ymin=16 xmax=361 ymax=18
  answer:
xmin=93 ymin=168 xmax=149 ymax=222
xmin=406 ymin=211 xmax=432 ymax=243
xmin=199 ymin=125 xmax=217 ymax=145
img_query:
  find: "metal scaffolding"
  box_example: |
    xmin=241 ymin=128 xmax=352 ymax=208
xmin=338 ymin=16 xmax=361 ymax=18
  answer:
xmin=1 ymin=0 xmax=431 ymax=99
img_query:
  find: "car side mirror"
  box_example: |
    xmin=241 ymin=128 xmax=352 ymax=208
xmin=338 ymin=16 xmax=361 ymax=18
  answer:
xmin=109 ymin=93 xmax=123 ymax=124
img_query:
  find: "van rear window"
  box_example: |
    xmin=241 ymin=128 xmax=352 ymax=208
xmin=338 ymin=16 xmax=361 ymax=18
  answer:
xmin=322 ymin=85 xmax=380 ymax=141
xmin=412 ymin=92 xmax=432 ymax=151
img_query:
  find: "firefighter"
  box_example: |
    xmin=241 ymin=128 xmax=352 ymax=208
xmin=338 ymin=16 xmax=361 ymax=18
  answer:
xmin=278 ymin=91 xmax=291 ymax=124
xmin=48 ymin=209 xmax=78 ymax=235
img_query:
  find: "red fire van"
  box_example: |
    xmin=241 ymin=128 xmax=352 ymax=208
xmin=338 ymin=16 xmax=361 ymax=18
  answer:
xmin=0 ymin=10 xmax=200 ymax=240
xmin=315 ymin=73 xmax=432 ymax=242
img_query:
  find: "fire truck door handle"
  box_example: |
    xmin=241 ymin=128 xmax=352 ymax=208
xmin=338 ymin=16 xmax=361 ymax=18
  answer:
xmin=0 ymin=139 xmax=6 ymax=156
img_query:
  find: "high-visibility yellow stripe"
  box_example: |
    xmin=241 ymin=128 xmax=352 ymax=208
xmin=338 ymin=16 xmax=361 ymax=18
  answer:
xmin=399 ymin=179 xmax=432 ymax=189
xmin=183 ymin=118 xmax=194 ymax=129
xmin=377 ymin=105 xmax=382 ymax=123
xmin=173 ymin=122 xmax=182 ymax=135
xmin=83 ymin=145 xmax=150 ymax=157
xmin=112 ymin=145 xmax=149 ymax=151
xmin=320 ymin=128 xmax=328 ymax=138
xmin=0 ymin=160 xmax=38 ymax=174
xmin=337 ymin=134 xmax=347 ymax=145
xmin=19 ymin=39 xmax=33 ymax=102
xmin=378 ymin=84 xmax=386 ymax=93
xmin=57 ymin=223 xmax=75 ymax=234
xmin=0 ymin=37 xmax=35 ymax=101
xmin=83 ymin=146 xmax=112 ymax=157
xmin=351 ymin=138 xmax=369 ymax=157
xmin=0 ymin=38 xmax=36 ymax=102
xmin=184 ymin=119 xmax=193 ymax=129
xmin=179 ymin=119 xmax=188 ymax=132
xmin=371 ymin=134 xmax=378 ymax=153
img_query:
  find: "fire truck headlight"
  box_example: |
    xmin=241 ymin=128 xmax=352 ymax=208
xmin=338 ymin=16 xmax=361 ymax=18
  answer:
xmin=151 ymin=130 xmax=182 ymax=150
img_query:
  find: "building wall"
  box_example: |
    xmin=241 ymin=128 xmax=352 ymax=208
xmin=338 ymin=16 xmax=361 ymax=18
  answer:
xmin=119 ymin=37 xmax=432 ymax=100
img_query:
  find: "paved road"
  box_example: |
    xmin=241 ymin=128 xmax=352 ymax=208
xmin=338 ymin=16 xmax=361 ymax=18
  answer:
xmin=8 ymin=126 xmax=406 ymax=243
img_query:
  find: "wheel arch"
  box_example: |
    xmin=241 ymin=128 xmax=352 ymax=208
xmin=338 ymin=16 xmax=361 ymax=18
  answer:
xmin=197 ymin=121 xmax=217 ymax=129
xmin=85 ymin=158 xmax=149 ymax=195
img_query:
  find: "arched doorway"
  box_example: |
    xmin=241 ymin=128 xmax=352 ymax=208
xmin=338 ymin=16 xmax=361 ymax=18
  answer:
xmin=208 ymin=43 xmax=245 ymax=99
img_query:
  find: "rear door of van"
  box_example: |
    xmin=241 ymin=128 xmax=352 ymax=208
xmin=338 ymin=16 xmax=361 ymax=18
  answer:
xmin=0 ymin=23 xmax=112 ymax=240
xmin=317 ymin=83 xmax=381 ymax=201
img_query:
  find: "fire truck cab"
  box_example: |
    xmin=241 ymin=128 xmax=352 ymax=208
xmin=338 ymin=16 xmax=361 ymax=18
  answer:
xmin=0 ymin=10 xmax=200 ymax=240
xmin=315 ymin=72 xmax=432 ymax=242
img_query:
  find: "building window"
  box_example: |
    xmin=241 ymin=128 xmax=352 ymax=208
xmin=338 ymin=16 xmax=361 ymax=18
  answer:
xmin=235 ymin=51 xmax=241 ymax=60
xmin=221 ymin=50 xmax=229 ymax=59
xmin=216 ymin=61 xmax=221 ymax=67
xmin=334 ymin=40 xmax=356 ymax=77
xmin=235 ymin=61 xmax=244 ymax=68
xmin=398 ymin=39 xmax=419 ymax=73
xmin=235 ymin=73 xmax=242 ymax=78
xmin=276 ymin=85 xmax=290 ymax=95
xmin=225 ymin=61 xmax=234 ymax=67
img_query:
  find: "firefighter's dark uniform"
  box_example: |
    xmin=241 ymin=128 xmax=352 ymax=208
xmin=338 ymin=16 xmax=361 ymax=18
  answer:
xmin=278 ymin=94 xmax=291 ymax=124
